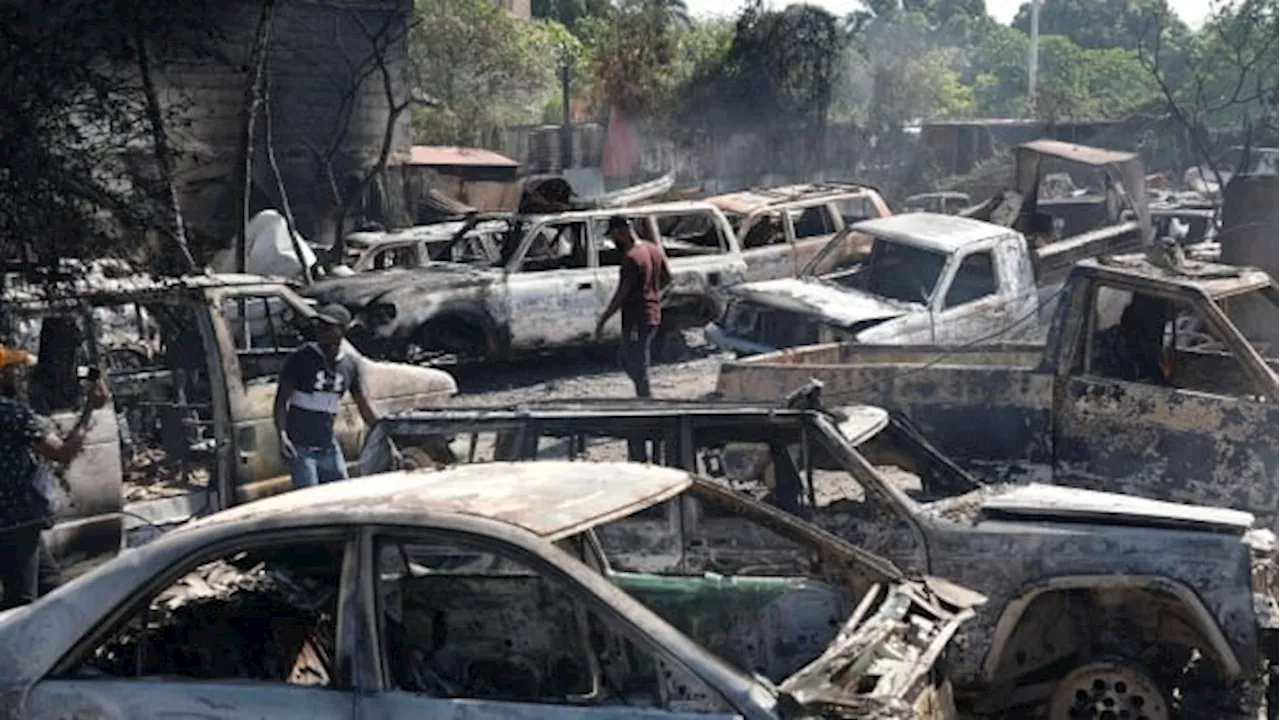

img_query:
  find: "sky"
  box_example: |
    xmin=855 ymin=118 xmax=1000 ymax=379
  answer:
xmin=684 ymin=0 xmax=1213 ymax=30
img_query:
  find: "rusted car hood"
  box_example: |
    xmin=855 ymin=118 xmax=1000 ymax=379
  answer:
xmin=979 ymin=483 xmax=1257 ymax=533
xmin=305 ymin=264 xmax=492 ymax=310
xmin=778 ymin=580 xmax=974 ymax=717
xmin=728 ymin=279 xmax=914 ymax=328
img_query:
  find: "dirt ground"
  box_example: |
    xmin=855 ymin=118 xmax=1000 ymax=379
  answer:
xmin=444 ymin=331 xmax=728 ymax=406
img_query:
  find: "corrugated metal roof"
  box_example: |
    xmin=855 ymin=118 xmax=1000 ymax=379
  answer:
xmin=409 ymin=145 xmax=520 ymax=168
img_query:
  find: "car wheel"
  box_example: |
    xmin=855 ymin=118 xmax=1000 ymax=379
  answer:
xmin=399 ymin=446 xmax=439 ymax=471
xmin=1047 ymin=660 xmax=1170 ymax=720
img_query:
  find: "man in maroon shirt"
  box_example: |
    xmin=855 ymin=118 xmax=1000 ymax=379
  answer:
xmin=595 ymin=216 xmax=672 ymax=398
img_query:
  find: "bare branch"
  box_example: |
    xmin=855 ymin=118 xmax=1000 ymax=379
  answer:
xmin=232 ymin=0 xmax=278 ymax=274
xmin=264 ymin=46 xmax=312 ymax=285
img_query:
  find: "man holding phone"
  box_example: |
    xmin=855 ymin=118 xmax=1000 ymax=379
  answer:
xmin=0 ymin=347 xmax=109 ymax=610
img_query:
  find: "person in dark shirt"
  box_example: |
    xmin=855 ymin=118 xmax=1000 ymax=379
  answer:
xmin=0 ymin=348 xmax=108 ymax=610
xmin=595 ymin=215 xmax=672 ymax=399
xmin=274 ymin=305 xmax=383 ymax=489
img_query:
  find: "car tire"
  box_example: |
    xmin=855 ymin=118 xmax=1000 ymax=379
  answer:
xmin=1046 ymin=659 xmax=1170 ymax=720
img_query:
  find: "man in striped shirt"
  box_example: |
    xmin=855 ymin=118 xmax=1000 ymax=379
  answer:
xmin=274 ymin=305 xmax=382 ymax=489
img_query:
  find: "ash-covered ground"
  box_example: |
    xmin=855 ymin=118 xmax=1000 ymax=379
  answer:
xmin=444 ymin=330 xmax=727 ymax=406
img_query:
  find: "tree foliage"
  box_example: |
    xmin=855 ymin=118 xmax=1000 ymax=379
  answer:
xmin=531 ymin=0 xmax=610 ymax=29
xmin=1013 ymin=0 xmax=1189 ymax=51
xmin=410 ymin=0 xmax=574 ymax=146
xmin=677 ymin=1 xmax=844 ymax=156
xmin=0 ymin=1 xmax=219 ymax=269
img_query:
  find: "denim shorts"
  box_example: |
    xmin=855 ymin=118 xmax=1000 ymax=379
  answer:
xmin=290 ymin=441 xmax=350 ymax=489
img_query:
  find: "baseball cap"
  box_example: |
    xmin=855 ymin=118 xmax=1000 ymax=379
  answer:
xmin=315 ymin=304 xmax=353 ymax=328
xmin=0 ymin=346 xmax=37 ymax=369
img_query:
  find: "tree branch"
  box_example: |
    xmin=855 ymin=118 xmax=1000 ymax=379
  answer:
xmin=233 ymin=0 xmax=277 ymax=274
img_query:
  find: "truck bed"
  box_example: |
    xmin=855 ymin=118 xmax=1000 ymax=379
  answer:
xmin=716 ymin=342 xmax=1056 ymax=477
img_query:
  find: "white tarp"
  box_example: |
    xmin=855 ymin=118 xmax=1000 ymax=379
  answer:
xmin=210 ymin=210 xmax=317 ymax=280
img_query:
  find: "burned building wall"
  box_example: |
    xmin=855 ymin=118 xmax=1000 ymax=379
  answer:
xmin=157 ymin=0 xmax=413 ymax=255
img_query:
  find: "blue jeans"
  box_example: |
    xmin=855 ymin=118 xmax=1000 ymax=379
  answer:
xmin=290 ymin=441 xmax=350 ymax=489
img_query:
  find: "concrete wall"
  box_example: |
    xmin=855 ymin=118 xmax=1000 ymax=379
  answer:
xmin=159 ymin=0 xmax=414 ymax=253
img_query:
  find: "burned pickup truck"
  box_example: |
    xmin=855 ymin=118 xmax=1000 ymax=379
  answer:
xmin=363 ymin=396 xmax=1278 ymax=719
xmin=304 ymin=202 xmax=746 ymax=363
xmin=717 ymin=253 xmax=1279 ymax=529
xmin=707 ymin=214 xmax=1085 ymax=354
xmin=0 ymin=460 xmax=975 ymax=719
xmin=0 ymin=272 xmax=456 ymax=574
xmin=707 ymin=140 xmax=1152 ymax=356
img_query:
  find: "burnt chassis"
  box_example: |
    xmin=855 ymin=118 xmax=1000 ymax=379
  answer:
xmin=374 ymin=395 xmax=1279 ymax=718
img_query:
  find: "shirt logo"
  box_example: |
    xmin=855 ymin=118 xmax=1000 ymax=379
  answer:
xmin=313 ymin=369 xmax=345 ymax=394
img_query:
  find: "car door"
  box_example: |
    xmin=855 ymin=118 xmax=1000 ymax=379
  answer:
xmin=738 ymin=210 xmax=793 ymax=282
xmin=503 ymin=220 xmax=602 ymax=351
xmin=786 ymin=203 xmax=840 ymax=273
xmin=930 ymin=247 xmax=1010 ymax=345
xmin=357 ymin=530 xmax=750 ymax=720
xmin=1052 ymin=282 xmax=1279 ymax=520
xmin=21 ymin=531 xmax=357 ymax=720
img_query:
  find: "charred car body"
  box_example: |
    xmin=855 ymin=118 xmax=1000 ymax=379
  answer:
xmin=364 ymin=396 xmax=1278 ymax=719
xmin=708 ymin=214 xmax=1071 ymax=354
xmin=0 ymin=272 xmax=456 ymax=574
xmin=717 ymin=254 xmax=1280 ymax=530
xmin=0 ymin=461 xmax=976 ymax=719
xmin=703 ymin=183 xmax=893 ymax=282
xmin=707 ymin=140 xmax=1152 ymax=356
xmin=303 ymin=202 xmax=746 ymax=363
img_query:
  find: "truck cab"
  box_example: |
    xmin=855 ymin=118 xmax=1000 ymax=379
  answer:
xmin=0 ymin=273 xmax=457 ymax=574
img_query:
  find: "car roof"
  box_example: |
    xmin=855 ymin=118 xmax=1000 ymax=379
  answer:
xmin=187 ymin=461 xmax=693 ymax=541
xmin=1077 ymin=254 xmax=1277 ymax=299
xmin=707 ymin=184 xmax=875 ymax=214
xmin=852 ymin=212 xmax=1015 ymax=253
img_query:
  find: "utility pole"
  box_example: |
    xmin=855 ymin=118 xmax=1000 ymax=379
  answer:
xmin=557 ymin=44 xmax=573 ymax=171
xmin=1027 ymin=0 xmax=1040 ymax=115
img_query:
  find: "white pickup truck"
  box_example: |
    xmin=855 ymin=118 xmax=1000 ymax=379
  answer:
xmin=707 ymin=212 xmax=1130 ymax=354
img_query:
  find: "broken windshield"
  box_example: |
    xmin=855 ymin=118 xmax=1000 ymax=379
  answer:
xmin=814 ymin=236 xmax=948 ymax=305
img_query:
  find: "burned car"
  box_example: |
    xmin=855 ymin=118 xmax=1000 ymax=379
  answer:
xmin=0 ymin=461 xmax=975 ymax=720
xmin=366 ymin=396 xmax=1278 ymax=719
xmin=704 ymin=183 xmax=892 ymax=283
xmin=304 ymin=202 xmax=746 ymax=364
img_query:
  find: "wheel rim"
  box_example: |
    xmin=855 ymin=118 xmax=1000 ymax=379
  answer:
xmin=1048 ymin=661 xmax=1170 ymax=720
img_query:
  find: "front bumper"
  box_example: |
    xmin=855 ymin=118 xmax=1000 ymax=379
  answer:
xmin=704 ymin=322 xmax=780 ymax=356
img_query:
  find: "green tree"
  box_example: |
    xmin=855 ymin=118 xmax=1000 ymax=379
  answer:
xmin=531 ymin=0 xmax=609 ymax=29
xmin=1137 ymin=0 xmax=1278 ymax=174
xmin=579 ymin=0 xmax=687 ymax=121
xmin=1012 ymin=0 xmax=1189 ymax=51
xmin=410 ymin=0 xmax=573 ymax=145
